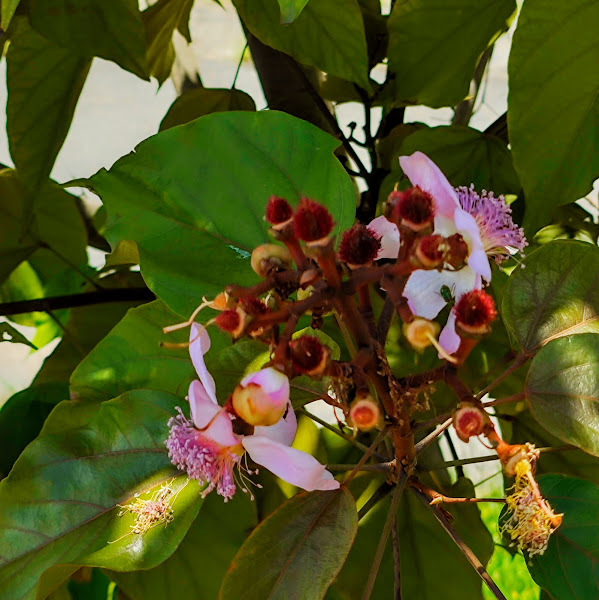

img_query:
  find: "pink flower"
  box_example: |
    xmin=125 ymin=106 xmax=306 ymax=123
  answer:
xmin=165 ymin=324 xmax=339 ymax=500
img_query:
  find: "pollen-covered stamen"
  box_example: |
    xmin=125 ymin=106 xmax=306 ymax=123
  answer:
xmin=293 ymin=198 xmax=334 ymax=244
xmin=456 ymin=186 xmax=527 ymax=262
xmin=452 ymin=402 xmax=491 ymax=443
xmin=338 ymin=224 xmax=382 ymax=267
xmin=266 ymin=195 xmax=294 ymax=229
xmin=388 ymin=187 xmax=435 ymax=231
xmin=289 ymin=335 xmax=329 ymax=376
xmin=415 ymin=234 xmax=449 ymax=268
xmin=214 ymin=308 xmax=247 ymax=338
xmin=454 ymin=290 xmax=497 ymax=335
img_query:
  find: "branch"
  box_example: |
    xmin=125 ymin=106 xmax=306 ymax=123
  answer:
xmin=0 ymin=288 xmax=155 ymax=316
xmin=476 ymin=353 xmax=530 ymax=399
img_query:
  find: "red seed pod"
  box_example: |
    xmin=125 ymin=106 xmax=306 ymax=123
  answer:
xmin=387 ymin=187 xmax=435 ymax=231
xmin=293 ymin=198 xmax=334 ymax=244
xmin=214 ymin=308 xmax=246 ymax=337
xmin=289 ymin=335 xmax=329 ymax=376
xmin=452 ymin=402 xmax=491 ymax=443
xmin=415 ymin=234 xmax=449 ymax=268
xmin=349 ymin=395 xmax=382 ymax=432
xmin=338 ymin=224 xmax=382 ymax=267
xmin=455 ymin=290 xmax=497 ymax=335
xmin=266 ymin=195 xmax=294 ymax=229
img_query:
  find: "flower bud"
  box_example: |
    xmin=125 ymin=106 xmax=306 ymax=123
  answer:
xmin=403 ymin=318 xmax=440 ymax=351
xmin=251 ymin=243 xmax=293 ymax=277
xmin=387 ymin=187 xmax=435 ymax=231
xmin=210 ymin=292 xmax=233 ymax=311
xmin=338 ymin=224 xmax=382 ymax=268
xmin=289 ymin=335 xmax=330 ymax=376
xmin=452 ymin=402 xmax=491 ymax=443
xmin=265 ymin=195 xmax=294 ymax=230
xmin=232 ymin=367 xmax=290 ymax=426
xmin=215 ymin=308 xmax=247 ymax=338
xmin=414 ymin=234 xmax=449 ymax=268
xmin=293 ymin=198 xmax=334 ymax=245
xmin=455 ymin=290 xmax=497 ymax=336
xmin=239 ymin=296 xmax=267 ymax=316
xmin=349 ymin=394 xmax=382 ymax=431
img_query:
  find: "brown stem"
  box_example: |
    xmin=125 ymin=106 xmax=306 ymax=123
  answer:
xmin=475 ymin=353 xmax=529 ymax=399
xmin=414 ymin=419 xmax=452 ymax=454
xmin=392 ymin=514 xmax=402 ymax=600
xmin=344 ymin=426 xmax=391 ymax=486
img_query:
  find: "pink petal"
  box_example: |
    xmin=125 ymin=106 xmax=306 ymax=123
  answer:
xmin=368 ymin=216 xmax=400 ymax=259
xmin=439 ymin=312 xmax=461 ymax=355
xmin=399 ymin=152 xmax=459 ymax=218
xmin=190 ymin=323 xmax=217 ymax=403
xmin=241 ymin=367 xmax=290 ymax=408
xmin=467 ymin=248 xmax=492 ymax=282
xmin=403 ymin=270 xmax=462 ymax=319
xmin=242 ymin=436 xmax=339 ymax=491
xmin=254 ymin=402 xmax=297 ymax=446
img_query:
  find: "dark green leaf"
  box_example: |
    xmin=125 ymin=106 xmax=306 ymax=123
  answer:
xmin=109 ymin=491 xmax=257 ymax=600
xmin=502 ymin=240 xmax=599 ymax=353
xmin=84 ymin=111 xmax=356 ymax=316
xmin=529 ymin=475 xmax=599 ymax=600
xmin=387 ymin=0 xmax=515 ymax=107
xmin=399 ymin=125 xmax=520 ymax=194
xmin=69 ymin=568 xmax=113 ymax=600
xmin=160 ymin=87 xmax=256 ymax=131
xmin=177 ymin=0 xmax=193 ymax=42
xmin=233 ymin=0 xmax=371 ymax=90
xmin=220 ymin=488 xmax=357 ymax=600
xmin=28 ymin=0 xmax=148 ymax=79
xmin=526 ymin=333 xmax=599 ymax=456
xmin=0 ymin=321 xmax=36 ymax=349
xmin=1 ymin=0 xmax=20 ymax=28
xmin=277 ymin=0 xmax=310 ymax=23
xmin=0 ymin=390 xmax=202 ymax=600
xmin=508 ymin=0 xmax=599 ymax=234
xmin=6 ymin=19 xmax=91 ymax=193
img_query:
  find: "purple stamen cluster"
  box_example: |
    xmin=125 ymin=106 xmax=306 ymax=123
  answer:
xmin=165 ymin=408 xmax=238 ymax=500
xmin=456 ymin=185 xmax=527 ymax=262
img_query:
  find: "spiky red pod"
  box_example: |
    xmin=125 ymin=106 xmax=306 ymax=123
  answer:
xmin=454 ymin=290 xmax=497 ymax=335
xmin=338 ymin=224 xmax=381 ymax=267
xmin=387 ymin=187 xmax=435 ymax=231
xmin=240 ymin=297 xmax=268 ymax=315
xmin=415 ymin=234 xmax=448 ymax=268
xmin=266 ymin=195 xmax=294 ymax=228
xmin=293 ymin=198 xmax=334 ymax=244
xmin=289 ymin=335 xmax=329 ymax=376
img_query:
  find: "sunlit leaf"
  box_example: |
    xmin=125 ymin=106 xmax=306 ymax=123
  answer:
xmin=1 ymin=0 xmax=20 ymax=29
xmin=277 ymin=0 xmax=310 ymax=24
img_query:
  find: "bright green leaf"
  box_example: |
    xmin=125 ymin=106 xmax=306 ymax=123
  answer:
xmin=160 ymin=88 xmax=256 ymax=131
xmin=526 ymin=333 xmax=599 ymax=456
xmin=84 ymin=111 xmax=356 ymax=316
xmin=388 ymin=0 xmax=515 ymax=107
xmin=529 ymin=475 xmax=599 ymax=600
xmin=502 ymin=240 xmax=599 ymax=353
xmin=28 ymin=0 xmax=148 ymax=79
xmin=1 ymin=0 xmax=20 ymax=29
xmin=277 ymin=0 xmax=310 ymax=23
xmin=220 ymin=488 xmax=357 ymax=600
xmin=399 ymin=125 xmax=521 ymax=194
xmin=233 ymin=0 xmax=371 ymax=90
xmin=508 ymin=0 xmax=599 ymax=234
xmin=6 ymin=19 xmax=91 ymax=193
xmin=0 ymin=321 xmax=36 ymax=349
xmin=0 ymin=390 xmax=203 ymax=600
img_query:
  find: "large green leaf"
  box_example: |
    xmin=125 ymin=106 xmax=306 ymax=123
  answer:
xmin=84 ymin=111 xmax=356 ymax=316
xmin=0 ymin=390 xmax=202 ymax=600
xmin=233 ymin=0 xmax=370 ymax=90
xmin=1 ymin=0 xmax=20 ymax=28
xmin=220 ymin=488 xmax=357 ymax=600
xmin=0 ymin=170 xmax=87 ymax=285
xmin=277 ymin=0 xmax=310 ymax=23
xmin=502 ymin=240 xmax=599 ymax=353
xmin=0 ymin=322 xmax=36 ymax=349
xmin=109 ymin=491 xmax=257 ymax=599
xmin=526 ymin=333 xmax=599 ymax=456
xmin=387 ymin=0 xmax=515 ymax=108
xmin=28 ymin=0 xmax=148 ymax=79
xmin=6 ymin=19 xmax=91 ymax=194
xmin=159 ymin=88 xmax=256 ymax=131
xmin=529 ymin=475 xmax=599 ymax=600
xmin=399 ymin=125 xmax=520 ymax=194
xmin=508 ymin=0 xmax=599 ymax=234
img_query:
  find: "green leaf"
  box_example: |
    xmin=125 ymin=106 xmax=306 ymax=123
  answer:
xmin=28 ymin=0 xmax=148 ymax=79
xmin=0 ymin=170 xmax=87 ymax=285
xmin=399 ymin=125 xmax=520 ymax=194
xmin=508 ymin=0 xmax=599 ymax=234
xmin=6 ymin=19 xmax=91 ymax=193
xmin=387 ymin=0 xmax=515 ymax=108
xmin=220 ymin=488 xmax=357 ymax=600
xmin=233 ymin=0 xmax=371 ymax=90
xmin=0 ymin=321 xmax=36 ymax=349
xmin=528 ymin=475 xmax=599 ymax=600
xmin=526 ymin=333 xmax=599 ymax=456
xmin=143 ymin=0 xmax=194 ymax=84
xmin=0 ymin=390 xmax=203 ymax=600
xmin=160 ymin=88 xmax=256 ymax=131
xmin=108 ymin=491 xmax=257 ymax=600
xmin=502 ymin=240 xmax=599 ymax=353
xmin=84 ymin=111 xmax=356 ymax=316
xmin=1 ymin=0 xmax=20 ymax=29
xmin=277 ymin=0 xmax=310 ymax=23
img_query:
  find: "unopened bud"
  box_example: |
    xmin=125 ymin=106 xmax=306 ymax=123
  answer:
xmin=415 ymin=234 xmax=449 ymax=268
xmin=455 ymin=290 xmax=497 ymax=336
xmin=251 ymin=243 xmax=293 ymax=277
xmin=210 ymin=292 xmax=232 ymax=311
xmin=338 ymin=224 xmax=382 ymax=268
xmin=452 ymin=402 xmax=491 ymax=443
xmin=232 ymin=367 xmax=290 ymax=426
xmin=289 ymin=335 xmax=329 ymax=376
xmin=349 ymin=395 xmax=382 ymax=431
xmin=403 ymin=318 xmax=440 ymax=351
xmin=387 ymin=187 xmax=435 ymax=231
xmin=215 ymin=308 xmax=247 ymax=338
xmin=294 ymin=198 xmax=334 ymax=245
xmin=266 ymin=195 xmax=294 ymax=230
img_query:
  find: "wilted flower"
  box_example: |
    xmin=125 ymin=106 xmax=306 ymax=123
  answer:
xmin=165 ymin=324 xmax=339 ymax=500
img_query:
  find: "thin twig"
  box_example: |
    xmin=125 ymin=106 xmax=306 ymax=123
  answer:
xmin=376 ymin=296 xmax=395 ymax=344
xmin=483 ymin=392 xmax=527 ymax=408
xmin=414 ymin=419 xmax=452 ymax=454
xmin=44 ymin=244 xmax=103 ymax=290
xmin=392 ymin=515 xmax=401 ymax=600
xmin=231 ymin=43 xmax=248 ymax=88
xmin=444 ymin=430 xmax=464 ymax=479
xmin=327 ymin=463 xmax=393 ymax=473
xmin=345 ymin=426 xmax=391 ymax=486
xmin=358 ymin=483 xmax=393 ymax=520
xmin=475 ymin=353 xmax=529 ymax=399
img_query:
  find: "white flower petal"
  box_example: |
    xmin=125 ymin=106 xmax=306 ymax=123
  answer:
xmin=368 ymin=216 xmax=400 ymax=259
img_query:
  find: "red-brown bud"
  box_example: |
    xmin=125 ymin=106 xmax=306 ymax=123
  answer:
xmin=293 ymin=198 xmax=334 ymax=245
xmin=214 ymin=308 xmax=247 ymax=337
xmin=239 ymin=297 xmax=268 ymax=316
xmin=266 ymin=195 xmax=294 ymax=229
xmin=349 ymin=394 xmax=383 ymax=431
xmin=415 ymin=234 xmax=449 ymax=268
xmin=289 ymin=335 xmax=329 ymax=376
xmin=455 ymin=290 xmax=497 ymax=335
xmin=338 ymin=224 xmax=381 ymax=268
xmin=445 ymin=233 xmax=469 ymax=269
xmin=452 ymin=402 xmax=492 ymax=443
xmin=387 ymin=187 xmax=435 ymax=231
